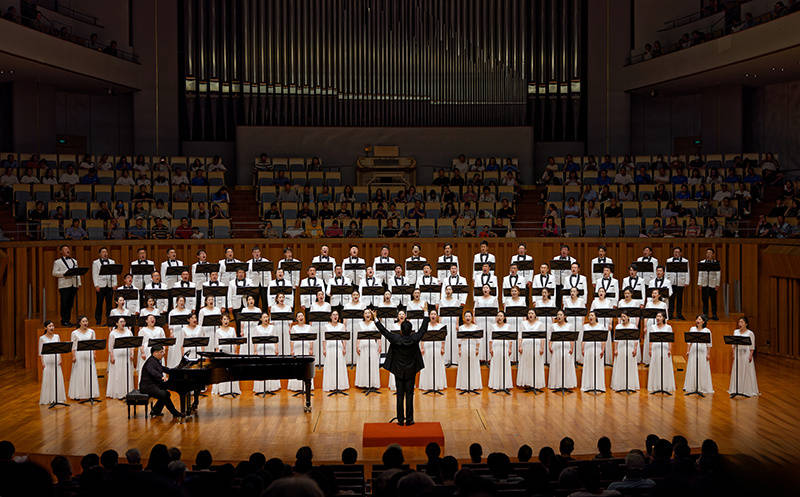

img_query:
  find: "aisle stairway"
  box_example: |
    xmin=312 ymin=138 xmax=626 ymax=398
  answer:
xmin=230 ymin=186 xmax=262 ymax=238
xmin=513 ymin=186 xmax=545 ymax=236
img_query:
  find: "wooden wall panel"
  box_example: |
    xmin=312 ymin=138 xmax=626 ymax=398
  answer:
xmin=1 ymin=238 xmax=798 ymax=360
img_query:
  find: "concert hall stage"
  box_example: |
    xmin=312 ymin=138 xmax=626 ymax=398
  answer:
xmin=2 ymin=350 xmax=800 ymax=467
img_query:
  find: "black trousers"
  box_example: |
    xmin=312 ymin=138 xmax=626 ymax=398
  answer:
xmin=395 ymin=375 xmax=415 ymax=423
xmin=141 ymin=386 xmax=181 ymax=416
xmin=701 ymin=286 xmax=718 ymax=317
xmin=670 ymin=286 xmax=684 ymax=318
xmin=59 ymin=287 xmax=77 ymax=324
xmin=95 ymin=287 xmax=113 ymax=324
xmin=258 ymin=286 xmax=270 ymax=310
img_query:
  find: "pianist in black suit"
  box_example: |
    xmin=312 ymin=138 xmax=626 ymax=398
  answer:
xmin=373 ymin=310 xmax=429 ymax=426
xmin=139 ymin=345 xmax=182 ymax=419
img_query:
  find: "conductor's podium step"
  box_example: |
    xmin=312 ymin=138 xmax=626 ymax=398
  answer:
xmin=363 ymin=422 xmax=444 ymax=448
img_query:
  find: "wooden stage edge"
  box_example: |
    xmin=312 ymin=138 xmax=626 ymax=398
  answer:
xmin=2 ymin=354 xmax=800 ymax=468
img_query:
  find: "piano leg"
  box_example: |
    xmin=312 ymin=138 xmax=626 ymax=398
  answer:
xmin=304 ymin=379 xmax=312 ymax=412
xmin=179 ymin=393 xmax=188 ymax=417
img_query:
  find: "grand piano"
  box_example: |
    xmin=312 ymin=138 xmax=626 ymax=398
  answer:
xmin=166 ymin=352 xmax=315 ymax=416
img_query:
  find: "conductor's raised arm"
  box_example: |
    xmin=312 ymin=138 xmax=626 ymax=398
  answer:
xmin=412 ymin=317 xmax=431 ymax=343
xmin=374 ymin=318 xmax=401 ymax=345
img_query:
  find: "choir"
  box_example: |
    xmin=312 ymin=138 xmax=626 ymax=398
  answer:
xmin=40 ymin=243 xmax=759 ymax=404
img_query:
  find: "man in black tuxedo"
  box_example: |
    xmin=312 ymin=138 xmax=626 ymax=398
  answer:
xmin=373 ymin=310 xmax=429 ymax=426
xmin=139 ymin=345 xmax=182 ymax=419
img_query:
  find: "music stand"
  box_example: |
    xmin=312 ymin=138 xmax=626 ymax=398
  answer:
xmin=113 ymin=335 xmax=142 ymax=397
xmin=203 ymin=285 xmax=228 ymax=309
xmin=549 ymin=260 xmax=571 ymax=273
xmin=649 ymin=332 xmax=674 ymax=395
xmin=405 ymin=260 xmax=427 ymax=273
xmin=64 ymin=266 xmax=89 ymax=320
xmin=308 ymin=311 xmax=331 ymax=366
xmin=165 ymin=265 xmax=190 ymax=277
xmin=142 ymin=288 xmax=170 ymax=311
xmin=252 ymin=260 xmax=275 ymax=274
xmin=582 ymin=330 xmax=609 ymax=395
xmin=270 ymin=312 xmax=294 ymax=355
xmin=684 ymin=331 xmax=711 ymax=397
xmin=421 ymin=328 xmax=447 ymax=395
xmin=613 ymin=328 xmax=640 ymax=394
xmin=516 ymin=260 xmax=535 ymax=273
xmin=592 ymin=262 xmax=614 ymax=275
xmin=549 ymin=331 xmax=579 ymax=395
xmin=182 ymin=337 xmax=209 ymax=362
xmin=374 ymin=262 xmax=395 ymax=280
xmin=290 ymin=332 xmax=317 ymax=397
xmin=391 ymin=284 xmax=414 ymax=304
xmin=457 ymin=330 xmax=483 ymax=394
xmin=252 ymin=336 xmax=279 ymax=396
xmin=473 ymin=261 xmax=496 ymax=273
xmin=324 ymin=331 xmax=350 ymax=396
xmin=343 ymin=262 xmax=366 ymax=283
xmin=40 ymin=341 xmax=72 ymax=408
xmin=356 ymin=331 xmax=382 ymax=395
xmin=99 ymin=264 xmax=123 ymax=302
xmin=217 ymin=337 xmax=246 ymax=398
xmin=534 ymin=307 xmax=558 ymax=365
xmin=406 ymin=309 xmax=425 ymax=321
xmin=725 ymin=334 xmax=752 ymax=399
xmin=362 ymin=285 xmax=385 ymax=301
xmin=631 ymin=261 xmax=654 ymax=276
xmin=650 ymin=287 xmax=670 ymax=300
xmin=171 ymin=287 xmax=196 ymax=308
xmin=376 ymin=307 xmax=399 ymax=320
xmin=491 ymin=331 xmax=517 ymax=394
xmin=114 ymin=288 xmax=139 ymax=313
xmin=419 ymin=284 xmax=441 ymax=304
xmin=224 ymin=262 xmax=249 ymax=276
xmin=300 ymin=286 xmax=323 ymax=307
xmin=439 ymin=306 xmax=463 ymax=366
xmin=473 ymin=285 xmax=497 ymax=297
xmin=169 ymin=313 xmax=191 ymax=330
xmin=280 ymin=260 xmax=302 ymax=277
xmin=236 ymin=311 xmax=262 ymax=355
xmin=200 ymin=314 xmax=222 ymax=352
xmin=235 ymin=286 xmax=260 ymax=313
xmin=666 ymin=261 xmax=688 ymax=289
xmin=76 ymin=339 xmax=106 ymax=404
xmin=436 ymin=262 xmax=454 ymax=274
xmin=130 ymin=263 xmax=155 ymax=289
xmin=195 ymin=263 xmax=221 ymax=277
xmin=330 ymin=284 xmax=356 ymax=302
xmin=342 ymin=308 xmax=365 ymax=366
xmin=521 ymin=331 xmax=547 ymax=394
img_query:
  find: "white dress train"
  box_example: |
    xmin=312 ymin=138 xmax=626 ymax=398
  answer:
xmin=322 ymin=323 xmax=349 ymax=391
xmin=683 ymin=326 xmax=714 ymax=394
xmin=106 ymin=328 xmax=134 ymax=399
xmin=610 ymin=327 xmax=640 ymax=391
xmin=354 ymin=321 xmax=381 ymax=389
xmin=288 ymin=324 xmax=314 ymax=391
xmin=419 ymin=326 xmax=447 ymax=391
xmin=517 ymin=320 xmax=546 ymax=389
xmin=580 ymin=324 xmax=607 ymax=392
xmin=548 ymin=323 xmax=577 ymax=390
xmin=252 ymin=324 xmax=281 ymax=392
xmin=647 ymin=325 xmax=675 ymax=393
xmin=39 ymin=334 xmax=67 ymax=404
xmin=455 ymin=334 xmax=482 ymax=390
xmin=68 ymin=328 xmax=100 ymax=400
xmin=212 ymin=327 xmax=241 ymax=395
xmin=728 ymin=329 xmax=758 ymax=396
xmin=487 ymin=324 xmax=514 ymax=390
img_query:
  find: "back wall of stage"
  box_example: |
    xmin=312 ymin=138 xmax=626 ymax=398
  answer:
xmin=1 ymin=238 xmax=798 ymax=361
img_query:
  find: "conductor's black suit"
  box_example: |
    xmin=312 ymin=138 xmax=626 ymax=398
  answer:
xmin=375 ymin=317 xmax=429 ymax=425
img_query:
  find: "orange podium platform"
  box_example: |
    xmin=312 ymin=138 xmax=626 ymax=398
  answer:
xmin=363 ymin=422 xmax=445 ymax=448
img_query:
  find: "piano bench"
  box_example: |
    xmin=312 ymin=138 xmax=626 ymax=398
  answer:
xmin=125 ymin=390 xmax=151 ymax=419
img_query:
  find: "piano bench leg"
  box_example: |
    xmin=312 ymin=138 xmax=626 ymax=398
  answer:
xmin=127 ymin=404 xmax=131 ymax=419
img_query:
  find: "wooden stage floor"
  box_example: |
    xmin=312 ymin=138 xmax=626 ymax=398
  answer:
xmin=2 ymin=357 xmax=800 ymax=466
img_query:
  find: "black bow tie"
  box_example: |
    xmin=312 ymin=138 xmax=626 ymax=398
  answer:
xmin=101 ymin=259 xmax=108 ymax=265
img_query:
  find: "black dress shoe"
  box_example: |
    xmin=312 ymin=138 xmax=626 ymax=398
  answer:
xmin=397 ymin=420 xmax=405 ymax=426
xmin=405 ymin=420 xmax=415 ymax=426
xmin=149 ymin=411 xmax=164 ymax=418
xmin=711 ymin=316 xmax=719 ymax=321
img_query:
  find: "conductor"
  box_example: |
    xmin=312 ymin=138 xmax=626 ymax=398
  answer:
xmin=373 ymin=309 xmax=429 ymax=426
xmin=139 ymin=344 xmax=183 ymax=419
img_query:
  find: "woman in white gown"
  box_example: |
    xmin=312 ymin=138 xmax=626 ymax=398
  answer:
xmin=378 ymin=291 xmax=396 ymax=352
xmin=580 ymin=311 xmax=607 ymax=393
xmin=456 ymin=310 xmax=482 ymax=392
xmin=167 ymin=296 xmax=192 ymax=368
xmin=502 ymin=286 xmax=527 ymax=364
xmin=288 ymin=312 xmax=315 ymax=391
xmin=563 ymin=288 xmax=586 ymax=364
xmin=239 ymin=295 xmax=262 ymax=356
xmin=647 ymin=312 xmax=675 ymax=393
xmin=419 ymin=310 xmax=447 ymax=391
xmin=611 ymin=312 xmax=640 ymax=392
xmin=590 ymin=288 xmax=615 ymax=365
xmin=269 ymin=292 xmax=293 ymax=356
xmin=517 ymin=310 xmax=546 ymax=390
xmin=180 ymin=314 xmax=204 ymax=360
xmin=548 ymin=310 xmax=577 ymax=391
xmin=322 ymin=310 xmax=349 ymax=392
xmin=106 ymin=317 xmax=134 ymax=399
xmin=109 ymin=296 xmax=131 ymax=320
xmin=309 ymin=290 xmax=332 ymax=367
xmin=212 ymin=315 xmax=241 ymax=396
xmin=406 ymin=289 xmax=428 ymax=332
xmin=728 ymin=316 xmax=759 ymax=397
xmin=438 ymin=285 xmax=463 ymax=366
xmin=643 ymin=289 xmax=668 ymax=365
xmin=474 ymin=284 xmax=499 ymax=362
xmin=534 ymin=288 xmax=556 ymax=364
xmin=68 ymin=316 xmax=99 ymax=400
xmin=198 ymin=296 xmax=222 ymax=353
xmin=617 ymin=288 xmax=641 ymax=328
xmin=252 ymin=312 xmax=281 ymax=394
xmin=39 ymin=320 xmax=67 ymax=405
xmin=137 ymin=314 xmax=165 ymax=387
xmin=343 ymin=290 xmax=365 ymax=366
xmin=683 ymin=314 xmax=714 ymax=394
xmin=354 ymin=308 xmax=381 ymax=389
xmin=139 ymin=297 xmax=161 ymax=318
xmin=488 ymin=311 xmax=514 ymax=391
